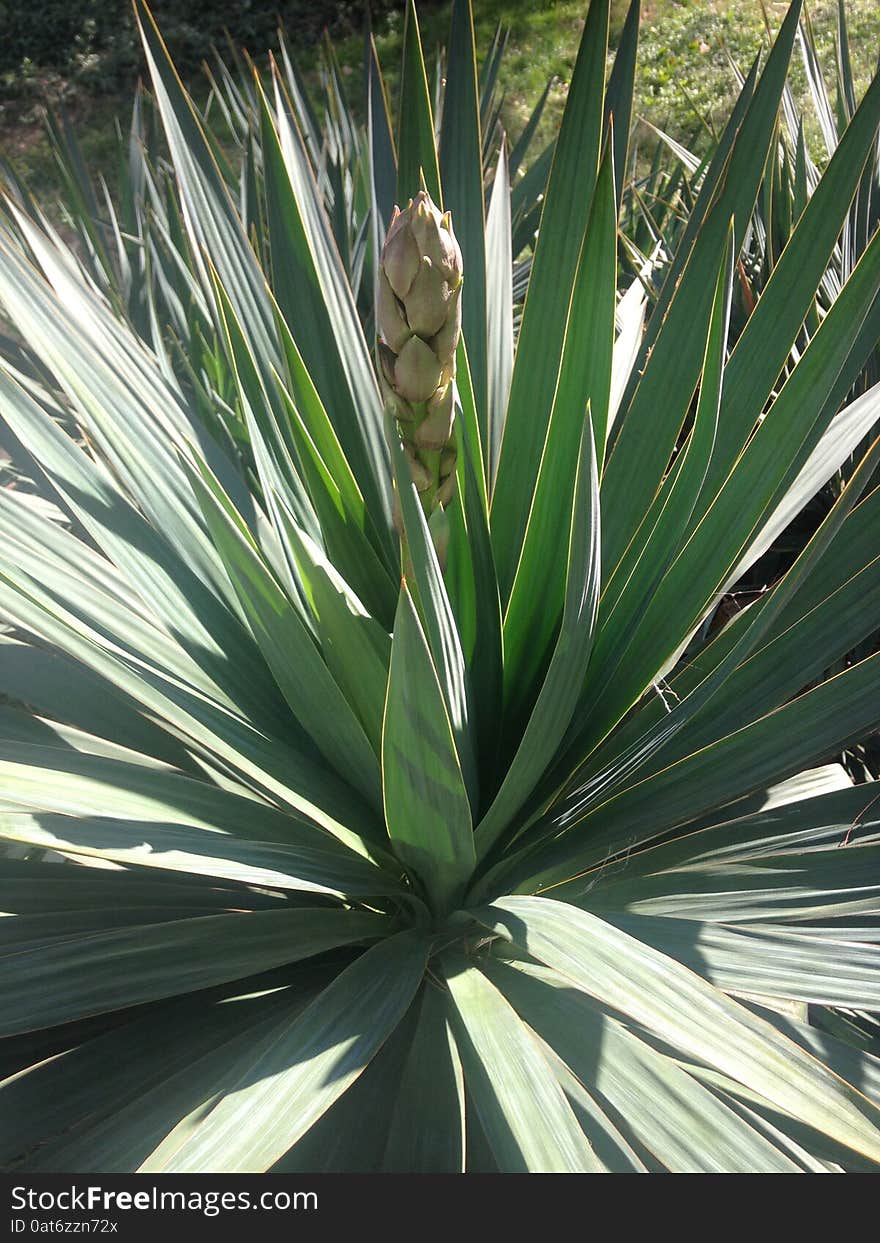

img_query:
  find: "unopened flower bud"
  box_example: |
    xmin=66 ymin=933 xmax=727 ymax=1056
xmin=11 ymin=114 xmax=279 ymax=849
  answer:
xmin=394 ymin=337 xmax=443 ymax=404
xmin=414 ymin=384 xmax=455 ymax=449
xmin=377 ymin=189 xmax=464 ymax=530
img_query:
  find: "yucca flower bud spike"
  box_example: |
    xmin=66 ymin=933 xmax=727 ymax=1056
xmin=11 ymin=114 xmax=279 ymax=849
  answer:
xmin=376 ymin=189 xmax=462 ymax=567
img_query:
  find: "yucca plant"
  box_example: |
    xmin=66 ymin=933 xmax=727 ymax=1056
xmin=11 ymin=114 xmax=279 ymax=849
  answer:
xmin=3 ymin=0 xmax=880 ymax=1173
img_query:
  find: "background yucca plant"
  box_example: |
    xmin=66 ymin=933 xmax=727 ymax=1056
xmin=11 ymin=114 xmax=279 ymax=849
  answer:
xmin=1 ymin=6 xmax=555 ymax=379
xmin=625 ymin=0 xmax=880 ymax=781
xmin=630 ymin=2 xmax=879 ymax=381
xmin=2 ymin=0 xmax=880 ymax=1173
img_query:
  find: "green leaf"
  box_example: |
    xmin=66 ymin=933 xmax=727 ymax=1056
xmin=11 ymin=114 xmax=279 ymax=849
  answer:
xmin=0 ymin=635 xmax=189 ymax=770
xmin=396 ymin=0 xmax=441 ymax=204
xmin=0 ymin=547 xmax=376 ymax=849
xmin=508 ymin=77 xmax=552 ymax=180
xmin=0 ymin=980 xmax=316 ymax=1172
xmin=750 ymin=1002 xmax=880 ymax=1118
xmin=183 ymin=453 xmax=383 ymax=809
xmin=442 ymin=951 xmax=603 ymax=1171
xmin=0 ymin=907 xmax=387 ymax=1036
xmin=0 ymin=218 xmax=239 ymax=615
xmin=42 ymin=107 xmax=116 ymax=298
xmin=260 ymin=75 xmax=393 ymax=534
xmin=382 ymin=982 xmax=466 ymax=1171
xmin=570 ymin=479 xmax=880 ymax=804
xmin=484 ymin=142 xmax=514 ymax=486
xmin=580 ymin=228 xmax=880 ymax=757
xmin=478 ymin=897 xmax=880 ymax=1163
xmin=365 ymin=32 xmax=397 ymax=239
xmin=0 ymin=363 xmax=275 ymax=712
xmin=205 ymin=232 xmax=319 ymax=553
xmin=603 ymin=0 xmax=640 ymax=211
xmin=383 ymin=587 xmax=475 ymax=912
xmin=501 ymin=142 xmax=615 ymax=705
xmin=722 ymin=379 xmax=880 ymax=594
xmin=454 ymin=426 xmax=504 ymax=784
xmin=579 ymin=778 xmax=880 ymax=878
xmin=599 ymin=225 xmax=733 ymax=623
xmin=584 ymin=843 xmax=880 ymax=924
xmin=639 ymin=523 xmax=880 ymax=780
xmin=0 ymin=809 xmax=401 ymax=900
xmin=698 ymin=68 xmax=880 ymax=508
xmin=475 ymin=416 xmax=600 ymax=859
xmin=270 ymin=327 xmax=399 ymax=623
xmin=541 ymin=1041 xmax=647 ymax=1171
xmin=513 ymin=648 xmax=880 ymax=892
xmin=0 ymin=856 xmax=285 ymax=917
xmin=629 ymin=53 xmax=757 ymax=369
xmin=510 ymin=141 xmax=554 ymax=257
xmin=490 ymin=0 xmax=610 ymax=598
xmin=486 ymin=957 xmax=800 ymax=1172
xmin=563 ymin=225 xmax=733 ymax=759
xmin=608 ymin=268 xmax=648 ymax=441
xmin=274 ymin=505 xmax=391 ymax=755
xmin=440 ymin=0 xmax=487 ymax=426
xmin=134 ymin=1 xmax=281 ymax=384
xmin=389 ymin=431 xmax=477 ymax=803
xmin=148 ymin=931 xmax=430 ymax=1173
xmin=601 ymin=0 xmax=803 ymax=575
xmin=452 ymin=333 xmax=489 ymax=504
xmin=611 ymin=915 xmax=880 ymax=1009
xmin=271 ymin=995 xmax=415 ymax=1172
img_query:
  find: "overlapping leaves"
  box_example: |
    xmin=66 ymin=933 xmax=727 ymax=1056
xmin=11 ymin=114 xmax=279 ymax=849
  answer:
xmin=0 ymin=0 xmax=879 ymax=1173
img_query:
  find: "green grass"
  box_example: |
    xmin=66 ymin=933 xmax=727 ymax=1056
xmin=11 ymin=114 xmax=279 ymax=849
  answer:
xmin=355 ymin=1 xmax=879 ymax=164
xmin=465 ymin=0 xmax=879 ymax=163
xmin=1 ymin=1 xmax=878 ymax=196
xmin=634 ymin=1 xmax=879 ymax=148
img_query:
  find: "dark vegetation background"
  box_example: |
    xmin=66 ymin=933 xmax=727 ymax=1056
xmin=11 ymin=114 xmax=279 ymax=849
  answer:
xmin=0 ymin=1 xmax=406 ymax=88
